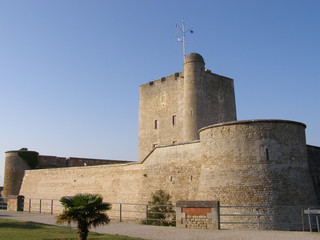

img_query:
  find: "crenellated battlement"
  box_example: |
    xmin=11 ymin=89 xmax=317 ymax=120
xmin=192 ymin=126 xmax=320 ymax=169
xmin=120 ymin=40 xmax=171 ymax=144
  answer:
xmin=141 ymin=72 xmax=182 ymax=88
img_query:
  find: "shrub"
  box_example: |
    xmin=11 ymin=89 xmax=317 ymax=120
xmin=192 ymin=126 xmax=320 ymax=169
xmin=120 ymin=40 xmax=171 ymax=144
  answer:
xmin=142 ymin=190 xmax=175 ymax=226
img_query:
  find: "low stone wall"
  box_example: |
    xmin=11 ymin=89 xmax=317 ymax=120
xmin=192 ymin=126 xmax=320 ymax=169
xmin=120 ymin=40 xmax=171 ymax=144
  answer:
xmin=7 ymin=195 xmax=24 ymax=211
xmin=176 ymin=201 xmax=220 ymax=230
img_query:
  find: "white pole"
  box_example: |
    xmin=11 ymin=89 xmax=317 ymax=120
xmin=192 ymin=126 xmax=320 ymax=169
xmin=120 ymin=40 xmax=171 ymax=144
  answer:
xmin=182 ymin=18 xmax=186 ymax=61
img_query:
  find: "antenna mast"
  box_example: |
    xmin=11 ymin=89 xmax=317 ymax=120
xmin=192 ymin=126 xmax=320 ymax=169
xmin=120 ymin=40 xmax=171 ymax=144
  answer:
xmin=176 ymin=18 xmax=193 ymax=62
xmin=182 ymin=18 xmax=186 ymax=61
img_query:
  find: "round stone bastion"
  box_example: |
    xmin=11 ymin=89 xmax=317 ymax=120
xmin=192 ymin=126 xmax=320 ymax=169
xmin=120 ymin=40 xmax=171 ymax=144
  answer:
xmin=2 ymin=150 xmax=39 ymax=198
xmin=198 ymin=119 xmax=318 ymax=230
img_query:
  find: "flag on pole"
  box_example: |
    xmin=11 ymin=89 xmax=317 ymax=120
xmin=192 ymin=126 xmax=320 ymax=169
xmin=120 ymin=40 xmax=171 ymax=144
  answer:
xmin=177 ymin=38 xmax=182 ymax=42
xmin=176 ymin=24 xmax=181 ymax=30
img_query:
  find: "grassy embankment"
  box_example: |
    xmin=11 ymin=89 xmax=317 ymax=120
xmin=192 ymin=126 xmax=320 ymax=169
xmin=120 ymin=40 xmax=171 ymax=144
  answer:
xmin=0 ymin=218 xmax=144 ymax=240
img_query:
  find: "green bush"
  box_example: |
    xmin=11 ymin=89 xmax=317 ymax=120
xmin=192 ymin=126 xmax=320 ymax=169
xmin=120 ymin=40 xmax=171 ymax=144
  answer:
xmin=142 ymin=190 xmax=175 ymax=226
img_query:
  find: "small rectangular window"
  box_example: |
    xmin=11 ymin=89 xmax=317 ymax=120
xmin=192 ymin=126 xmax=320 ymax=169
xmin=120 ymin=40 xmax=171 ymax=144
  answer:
xmin=172 ymin=115 xmax=177 ymax=125
xmin=155 ymin=120 xmax=158 ymax=129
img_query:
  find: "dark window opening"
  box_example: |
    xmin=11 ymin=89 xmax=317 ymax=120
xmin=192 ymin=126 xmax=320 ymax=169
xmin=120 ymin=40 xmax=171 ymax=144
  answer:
xmin=266 ymin=148 xmax=269 ymax=160
xmin=155 ymin=120 xmax=158 ymax=129
xmin=172 ymin=115 xmax=177 ymax=125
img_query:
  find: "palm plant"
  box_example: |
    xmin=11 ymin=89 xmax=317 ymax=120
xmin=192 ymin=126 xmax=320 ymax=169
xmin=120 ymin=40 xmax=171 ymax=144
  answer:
xmin=56 ymin=193 xmax=111 ymax=240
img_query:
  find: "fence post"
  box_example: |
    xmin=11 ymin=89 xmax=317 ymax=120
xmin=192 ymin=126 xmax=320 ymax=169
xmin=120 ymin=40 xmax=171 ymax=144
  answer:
xmin=120 ymin=203 xmax=122 ymax=222
xmin=51 ymin=200 xmax=53 ymax=215
xmin=39 ymin=199 xmax=42 ymax=214
xmin=308 ymin=212 xmax=312 ymax=232
xmin=301 ymin=208 xmax=305 ymax=231
xmin=146 ymin=204 xmax=148 ymax=225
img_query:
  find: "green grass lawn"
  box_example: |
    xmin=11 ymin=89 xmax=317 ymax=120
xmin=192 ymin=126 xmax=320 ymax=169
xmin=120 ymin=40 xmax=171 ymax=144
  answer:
xmin=0 ymin=218 xmax=145 ymax=240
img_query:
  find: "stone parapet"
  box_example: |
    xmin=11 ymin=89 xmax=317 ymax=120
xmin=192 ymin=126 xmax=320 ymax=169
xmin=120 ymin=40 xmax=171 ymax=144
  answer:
xmin=7 ymin=195 xmax=24 ymax=211
xmin=176 ymin=201 xmax=220 ymax=230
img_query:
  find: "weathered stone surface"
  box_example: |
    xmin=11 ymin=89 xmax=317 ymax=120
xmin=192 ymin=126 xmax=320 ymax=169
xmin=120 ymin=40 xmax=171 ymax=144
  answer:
xmin=138 ymin=53 xmax=236 ymax=162
xmin=19 ymin=120 xmax=317 ymax=230
xmin=2 ymin=151 xmax=36 ymax=198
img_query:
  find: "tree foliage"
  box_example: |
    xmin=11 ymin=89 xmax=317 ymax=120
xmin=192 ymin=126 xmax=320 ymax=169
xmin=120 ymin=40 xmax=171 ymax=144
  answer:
xmin=56 ymin=193 xmax=111 ymax=240
xmin=142 ymin=190 xmax=175 ymax=226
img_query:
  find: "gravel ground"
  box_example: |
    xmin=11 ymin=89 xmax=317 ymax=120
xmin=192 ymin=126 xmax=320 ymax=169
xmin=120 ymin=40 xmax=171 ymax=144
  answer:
xmin=0 ymin=210 xmax=319 ymax=240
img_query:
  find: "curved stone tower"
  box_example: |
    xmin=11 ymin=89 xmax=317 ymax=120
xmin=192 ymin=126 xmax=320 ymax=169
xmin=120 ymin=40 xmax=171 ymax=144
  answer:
xmin=183 ymin=53 xmax=206 ymax=141
xmin=2 ymin=149 xmax=39 ymax=198
xmin=198 ymin=120 xmax=318 ymax=230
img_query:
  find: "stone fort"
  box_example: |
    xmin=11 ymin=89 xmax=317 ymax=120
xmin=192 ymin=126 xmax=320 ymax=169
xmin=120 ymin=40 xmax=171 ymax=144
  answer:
xmin=2 ymin=53 xmax=320 ymax=230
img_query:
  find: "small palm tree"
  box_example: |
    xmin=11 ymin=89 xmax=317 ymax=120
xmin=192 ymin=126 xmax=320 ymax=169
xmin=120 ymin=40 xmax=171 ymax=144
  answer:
xmin=56 ymin=193 xmax=111 ymax=240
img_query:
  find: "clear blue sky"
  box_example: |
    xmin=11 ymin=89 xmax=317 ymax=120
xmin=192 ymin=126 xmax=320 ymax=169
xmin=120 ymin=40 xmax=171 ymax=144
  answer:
xmin=0 ymin=0 xmax=319 ymax=185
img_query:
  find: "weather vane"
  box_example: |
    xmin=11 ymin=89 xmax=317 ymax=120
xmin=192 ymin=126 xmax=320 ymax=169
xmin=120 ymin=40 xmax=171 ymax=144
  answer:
xmin=176 ymin=18 xmax=194 ymax=62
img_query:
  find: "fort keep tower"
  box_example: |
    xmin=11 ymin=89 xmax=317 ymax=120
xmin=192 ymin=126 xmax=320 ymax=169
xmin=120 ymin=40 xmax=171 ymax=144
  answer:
xmin=139 ymin=53 xmax=237 ymax=161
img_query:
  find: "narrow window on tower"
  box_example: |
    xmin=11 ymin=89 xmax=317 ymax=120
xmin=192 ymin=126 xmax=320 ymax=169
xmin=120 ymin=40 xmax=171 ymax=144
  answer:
xmin=172 ymin=115 xmax=177 ymax=126
xmin=266 ymin=148 xmax=269 ymax=161
xmin=154 ymin=120 xmax=158 ymax=129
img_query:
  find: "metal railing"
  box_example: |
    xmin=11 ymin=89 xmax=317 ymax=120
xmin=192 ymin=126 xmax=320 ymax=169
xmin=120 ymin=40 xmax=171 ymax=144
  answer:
xmin=20 ymin=198 xmax=176 ymax=225
xmin=304 ymin=207 xmax=320 ymax=232
xmin=3 ymin=197 xmax=319 ymax=231
xmin=108 ymin=202 xmax=176 ymax=225
xmin=220 ymin=205 xmax=320 ymax=231
xmin=23 ymin=198 xmax=63 ymax=214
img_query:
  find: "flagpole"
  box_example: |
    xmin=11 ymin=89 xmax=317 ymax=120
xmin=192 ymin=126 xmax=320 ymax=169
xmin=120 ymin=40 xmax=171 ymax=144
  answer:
xmin=177 ymin=18 xmax=193 ymax=63
xmin=182 ymin=18 xmax=186 ymax=61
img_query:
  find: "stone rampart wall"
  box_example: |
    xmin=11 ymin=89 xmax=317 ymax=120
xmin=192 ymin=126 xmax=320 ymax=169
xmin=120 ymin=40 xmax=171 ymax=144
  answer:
xmin=19 ymin=162 xmax=145 ymax=203
xmin=19 ymin=142 xmax=201 ymax=204
xmin=18 ymin=120 xmax=318 ymax=230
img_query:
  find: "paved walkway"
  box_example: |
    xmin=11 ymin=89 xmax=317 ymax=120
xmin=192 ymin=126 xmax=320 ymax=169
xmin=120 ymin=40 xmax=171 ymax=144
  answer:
xmin=0 ymin=210 xmax=319 ymax=240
